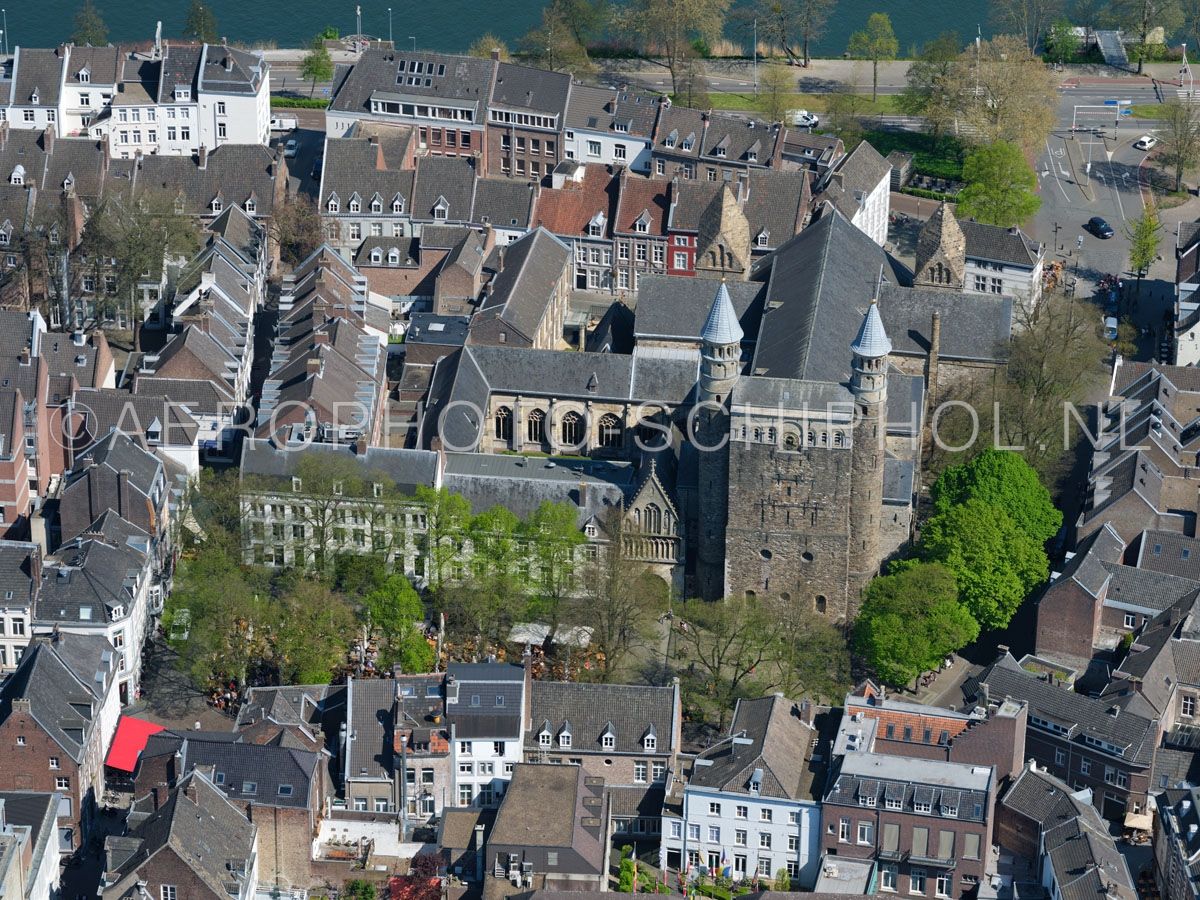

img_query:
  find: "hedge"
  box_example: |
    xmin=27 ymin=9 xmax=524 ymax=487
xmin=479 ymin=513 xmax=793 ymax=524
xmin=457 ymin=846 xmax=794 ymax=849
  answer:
xmin=271 ymin=97 xmax=330 ymax=108
xmin=901 ymin=186 xmax=960 ymax=202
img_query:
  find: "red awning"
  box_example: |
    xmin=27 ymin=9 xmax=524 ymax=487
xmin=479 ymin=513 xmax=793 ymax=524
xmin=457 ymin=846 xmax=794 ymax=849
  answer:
xmin=105 ymin=716 xmax=165 ymax=772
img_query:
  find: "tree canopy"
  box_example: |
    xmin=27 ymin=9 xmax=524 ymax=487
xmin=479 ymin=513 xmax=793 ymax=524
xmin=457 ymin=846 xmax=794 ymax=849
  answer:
xmin=917 ymin=499 xmax=1049 ymax=630
xmin=184 ymin=0 xmax=219 ymax=43
xmin=931 ymin=448 xmax=1062 ymax=544
xmin=628 ymin=0 xmax=731 ymax=96
xmin=846 ymin=12 xmax=898 ymax=101
xmin=957 ymin=141 xmax=1042 ymax=227
xmin=854 ymin=563 xmax=979 ymax=686
xmin=301 ymin=38 xmax=335 ymax=98
xmin=71 ymin=0 xmax=109 ymax=46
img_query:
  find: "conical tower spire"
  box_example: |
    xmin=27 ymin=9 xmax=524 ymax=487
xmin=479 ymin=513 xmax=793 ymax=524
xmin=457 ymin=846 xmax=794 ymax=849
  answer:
xmin=851 ymin=298 xmax=891 ymax=359
xmin=701 ymin=279 xmax=744 ymax=347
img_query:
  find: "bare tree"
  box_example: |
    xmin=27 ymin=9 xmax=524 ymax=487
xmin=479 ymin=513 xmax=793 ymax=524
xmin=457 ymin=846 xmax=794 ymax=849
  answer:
xmin=628 ymin=0 xmax=731 ymax=95
xmin=990 ymin=0 xmax=1065 ymax=51
xmin=1108 ymin=0 xmax=1184 ymax=73
xmin=733 ymin=0 xmax=835 ymax=65
xmin=1159 ymin=98 xmax=1200 ymax=190
xmin=946 ymin=34 xmax=1057 ymax=153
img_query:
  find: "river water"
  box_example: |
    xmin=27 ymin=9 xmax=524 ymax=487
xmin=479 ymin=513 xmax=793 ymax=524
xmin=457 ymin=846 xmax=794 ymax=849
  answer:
xmin=18 ymin=0 xmax=994 ymax=58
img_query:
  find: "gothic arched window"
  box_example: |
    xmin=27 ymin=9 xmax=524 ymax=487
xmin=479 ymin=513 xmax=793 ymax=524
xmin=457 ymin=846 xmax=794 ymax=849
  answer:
xmin=598 ymin=413 xmax=622 ymax=448
xmin=527 ymin=409 xmax=546 ymax=444
xmin=561 ymin=411 xmax=585 ymax=448
xmin=645 ymin=503 xmax=663 ymax=534
xmin=494 ymin=406 xmax=512 ymax=441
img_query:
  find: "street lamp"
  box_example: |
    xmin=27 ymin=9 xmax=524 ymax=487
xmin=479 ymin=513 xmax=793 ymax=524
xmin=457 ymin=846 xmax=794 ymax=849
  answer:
xmin=387 ymin=8 xmax=393 ymax=46
xmin=2 ymin=9 xmax=8 ymax=57
xmin=409 ymin=35 xmax=416 ymax=52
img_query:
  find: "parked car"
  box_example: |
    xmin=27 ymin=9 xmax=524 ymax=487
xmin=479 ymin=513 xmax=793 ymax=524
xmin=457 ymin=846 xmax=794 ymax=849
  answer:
xmin=284 ymin=138 xmax=299 ymax=158
xmin=270 ymin=115 xmax=299 ymax=131
xmin=1134 ymin=134 xmax=1158 ymax=151
xmin=1087 ymin=216 xmax=1115 ymax=239
xmin=311 ymin=155 xmax=323 ymax=179
xmin=1104 ymin=316 xmax=1120 ymax=341
xmin=791 ymin=109 xmax=819 ymax=128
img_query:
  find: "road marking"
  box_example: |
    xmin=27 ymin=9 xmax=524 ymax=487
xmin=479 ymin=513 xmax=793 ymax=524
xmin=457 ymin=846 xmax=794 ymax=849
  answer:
xmin=1044 ymin=137 xmax=1071 ymax=202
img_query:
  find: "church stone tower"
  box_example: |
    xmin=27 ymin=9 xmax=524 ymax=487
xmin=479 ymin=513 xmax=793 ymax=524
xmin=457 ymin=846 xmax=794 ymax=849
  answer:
xmin=847 ymin=299 xmax=891 ymax=605
xmin=914 ymin=202 xmax=966 ymax=290
xmin=696 ymin=281 xmax=743 ymax=599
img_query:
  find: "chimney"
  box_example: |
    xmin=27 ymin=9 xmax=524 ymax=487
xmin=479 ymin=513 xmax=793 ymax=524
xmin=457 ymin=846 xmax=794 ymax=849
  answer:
xmin=522 ymin=644 xmax=534 ymax=731
xmin=307 ymin=357 xmax=321 ymax=376
xmin=313 ymin=331 xmax=330 ymax=346
xmin=87 ymin=469 xmax=101 ymax=521
xmin=799 ymin=699 xmax=814 ymax=726
xmin=355 ymin=436 xmax=367 ymax=455
xmin=497 ymin=246 xmax=505 ymax=273
xmin=118 ymin=470 xmax=131 ymax=517
xmin=197 ymin=145 xmax=208 ymax=170
xmin=491 ymin=48 xmax=501 ymax=61
xmin=577 ymin=480 xmax=588 ymax=508
xmin=224 ymin=51 xmax=233 ymax=72
xmin=42 ymin=125 xmax=54 ymax=155
xmin=926 ymin=311 xmax=941 ymax=411
xmin=51 ymin=624 xmax=61 ymax=643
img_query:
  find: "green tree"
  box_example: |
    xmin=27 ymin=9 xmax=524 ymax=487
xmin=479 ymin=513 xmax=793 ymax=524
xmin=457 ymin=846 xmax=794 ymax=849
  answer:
xmin=521 ymin=500 xmax=586 ymax=639
xmin=897 ymin=32 xmax=962 ymax=139
xmin=628 ymin=0 xmax=731 ymax=96
xmin=467 ymin=33 xmax=511 ymax=60
xmin=757 ymin=63 xmax=795 ymax=123
xmin=446 ymin=505 xmax=526 ymax=653
xmin=1044 ymin=18 xmax=1080 ymax=62
xmin=301 ymin=37 xmax=335 ymax=98
xmin=854 ymin=563 xmax=980 ymax=686
xmin=956 ymin=141 xmax=1041 ymax=227
xmin=269 ymin=195 xmax=325 ymax=268
xmin=519 ymin=4 xmax=596 ymax=76
xmin=773 ymin=869 xmax=794 ymax=892
xmin=946 ymin=35 xmax=1057 ymax=153
xmin=273 ymin=576 xmax=357 ymax=683
xmin=71 ymin=0 xmax=109 ymax=46
xmin=364 ymin=574 xmax=433 ymax=674
xmin=919 ymin=499 xmax=1049 ymax=630
xmin=931 ymin=447 xmax=1062 ymax=544
xmin=1126 ymin=202 xmax=1163 ymax=297
xmin=184 ymin=0 xmax=219 ymax=43
xmin=846 ymin=12 xmax=898 ymax=101
xmin=1159 ymin=100 xmax=1200 ymax=191
xmin=414 ymin=485 xmax=473 ymax=597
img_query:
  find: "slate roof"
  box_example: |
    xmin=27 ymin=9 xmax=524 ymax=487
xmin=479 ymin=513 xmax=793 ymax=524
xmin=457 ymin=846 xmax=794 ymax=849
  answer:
xmin=104 ymin=771 xmax=256 ymax=900
xmin=69 ymin=426 xmax=165 ymax=496
xmin=0 ymin=541 xmax=38 ymax=608
xmin=817 ymin=140 xmax=891 ymax=221
xmin=490 ymin=62 xmax=570 ymax=117
xmin=410 ymin=154 xmax=477 ymax=223
xmin=320 ymin=129 xmax=415 ymax=216
xmin=688 ymin=694 xmax=823 ymax=802
xmin=136 ymin=145 xmax=280 ymax=218
xmin=35 ymin=535 xmax=149 ymax=628
xmin=133 ymin=377 xmax=235 ymax=415
xmin=156 ymin=45 xmax=201 ymax=103
xmin=442 ymin=453 xmax=632 ymax=526
xmin=959 ymin=219 xmax=1042 ymax=268
xmin=851 ymin=301 xmax=891 ymax=358
xmin=565 ymin=85 xmax=660 ymax=137
xmin=825 ymin=752 xmax=991 ymax=819
xmin=238 ymin=439 xmax=439 ymax=497
xmin=1136 ymin=529 xmax=1200 ymax=579
xmin=471 ymin=228 xmax=568 ymax=343
xmin=877 ymin=284 xmax=1013 ymax=364
xmin=444 ymin=662 xmax=524 ymax=740
xmin=751 ymin=209 xmax=905 ymax=382
xmin=527 ymin=681 xmax=676 ymax=755
xmin=613 ymin=172 xmax=670 ymax=235
xmin=1043 ymin=810 xmax=1136 ymax=900
xmin=346 ymin=676 xmax=397 ymax=781
xmin=41 ymin=332 xmax=109 ymax=403
xmin=473 ymin=177 xmax=536 ymax=230
xmin=198 ymin=45 xmax=267 ymax=95
xmin=66 ymin=45 xmax=123 ymax=86
xmin=1101 ymin=561 xmax=1200 ymax=613
xmin=742 ymin=168 xmax=810 ymax=250
xmin=139 ymin=732 xmax=321 ymax=809
xmin=655 ymin=107 xmax=779 ymax=164
xmin=12 ymin=48 xmax=64 ymax=107
xmin=1001 ymin=763 xmax=1097 ymax=832
xmin=0 ymin=633 xmax=116 ymax=762
xmin=329 ymin=49 xmax=494 ymax=117
xmin=634 ymin=274 xmax=764 ymax=344
xmin=490 ymin=764 xmax=602 ymax=872
xmin=781 ymin=131 xmax=844 ymax=168
xmin=971 ymin=652 xmax=1158 ymax=767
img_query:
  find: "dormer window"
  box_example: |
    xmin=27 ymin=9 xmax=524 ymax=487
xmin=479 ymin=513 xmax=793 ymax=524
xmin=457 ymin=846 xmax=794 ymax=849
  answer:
xmin=0 ymin=230 xmax=9 ymax=247
xmin=9 ymin=165 xmax=24 ymax=186
xmin=644 ymin=735 xmax=656 ymax=751
xmin=615 ymin=120 xmax=628 ymax=133
xmin=333 ymin=480 xmax=344 ymax=496
xmin=634 ymin=213 xmax=649 ymax=234
xmin=433 ymin=197 xmax=449 ymax=220
xmin=559 ymin=730 xmax=572 ymax=748
xmin=392 ymin=195 xmax=404 ymax=213
xmin=665 ymin=129 xmax=678 ymax=148
xmin=370 ymin=194 xmax=382 ymax=213
xmin=387 ymin=248 xmax=400 ymax=265
xmin=210 ymin=197 xmax=223 ymax=213
xmin=756 ymin=230 xmax=769 ymax=248
xmin=682 ymin=133 xmax=695 ymax=151
xmin=538 ymin=730 xmax=552 ymax=748
xmin=601 ymin=723 xmax=617 ymax=750
xmin=370 ymin=248 xmax=382 ymax=264
xmin=715 ymin=145 xmax=727 ymax=158
xmin=245 ymin=198 xmax=256 ymax=214
xmin=111 ymin=605 xmax=125 ymax=619
xmin=747 ymin=149 xmax=757 ymax=162
xmin=328 ymin=196 xmax=340 ymax=213
xmin=78 ymin=68 xmax=91 ymax=83
xmin=174 ymin=87 xmax=190 ymax=102
xmin=348 ymin=195 xmax=361 ymax=213
xmin=30 ymin=89 xmax=39 ymax=105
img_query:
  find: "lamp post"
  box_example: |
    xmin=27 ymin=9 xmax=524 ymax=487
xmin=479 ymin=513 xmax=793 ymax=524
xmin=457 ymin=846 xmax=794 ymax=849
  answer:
xmin=2 ymin=9 xmax=8 ymax=57
xmin=387 ymin=8 xmax=393 ymax=45
xmin=410 ymin=35 xmax=416 ymax=52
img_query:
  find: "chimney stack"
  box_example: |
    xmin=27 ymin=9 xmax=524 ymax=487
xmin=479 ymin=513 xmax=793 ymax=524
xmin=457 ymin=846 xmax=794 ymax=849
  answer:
xmin=355 ymin=435 xmax=367 ymax=455
xmin=491 ymin=49 xmax=501 ymax=61
xmin=42 ymin=125 xmax=54 ymax=155
xmin=197 ymin=145 xmax=208 ymax=170
xmin=118 ymin=470 xmax=131 ymax=517
xmin=307 ymin=357 xmax=321 ymax=376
